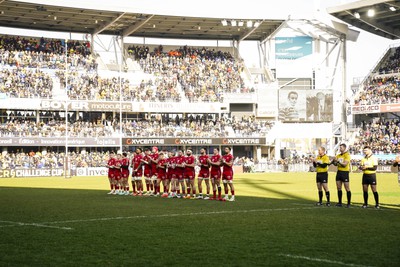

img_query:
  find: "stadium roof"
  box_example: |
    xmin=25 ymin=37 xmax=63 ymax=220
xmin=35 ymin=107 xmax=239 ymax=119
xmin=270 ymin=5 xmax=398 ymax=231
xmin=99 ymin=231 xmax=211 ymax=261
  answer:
xmin=0 ymin=0 xmax=284 ymax=41
xmin=327 ymin=0 xmax=400 ymax=40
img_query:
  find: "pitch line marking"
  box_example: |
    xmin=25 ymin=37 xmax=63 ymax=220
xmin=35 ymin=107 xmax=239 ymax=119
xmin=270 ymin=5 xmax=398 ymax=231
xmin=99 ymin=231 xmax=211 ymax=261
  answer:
xmin=44 ymin=207 xmax=316 ymax=225
xmin=0 ymin=220 xmax=73 ymax=230
xmin=279 ymin=254 xmax=374 ymax=267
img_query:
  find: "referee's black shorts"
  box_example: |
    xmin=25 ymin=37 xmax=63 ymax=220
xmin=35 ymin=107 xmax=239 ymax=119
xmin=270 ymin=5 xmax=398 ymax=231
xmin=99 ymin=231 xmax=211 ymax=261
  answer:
xmin=362 ymin=173 xmax=377 ymax=185
xmin=336 ymin=170 xmax=349 ymax=182
xmin=316 ymin=172 xmax=328 ymax=183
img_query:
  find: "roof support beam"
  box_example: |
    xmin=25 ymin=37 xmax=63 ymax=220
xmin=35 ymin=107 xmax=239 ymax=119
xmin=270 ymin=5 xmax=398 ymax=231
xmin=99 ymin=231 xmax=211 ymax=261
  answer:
xmin=261 ymin=20 xmax=288 ymax=44
xmin=239 ymin=20 xmax=263 ymax=42
xmin=122 ymin=14 xmax=154 ymax=37
xmin=92 ymin=12 xmax=126 ymax=35
xmin=344 ymin=11 xmax=400 ymax=39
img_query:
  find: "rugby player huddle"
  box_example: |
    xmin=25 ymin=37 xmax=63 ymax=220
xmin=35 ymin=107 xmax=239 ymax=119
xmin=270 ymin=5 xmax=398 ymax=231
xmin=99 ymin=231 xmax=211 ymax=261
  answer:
xmin=106 ymin=146 xmax=235 ymax=202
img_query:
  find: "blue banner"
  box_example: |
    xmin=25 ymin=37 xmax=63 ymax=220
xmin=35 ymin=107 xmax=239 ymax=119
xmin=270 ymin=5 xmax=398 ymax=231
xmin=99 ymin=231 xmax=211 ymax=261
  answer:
xmin=275 ymin=36 xmax=312 ymax=60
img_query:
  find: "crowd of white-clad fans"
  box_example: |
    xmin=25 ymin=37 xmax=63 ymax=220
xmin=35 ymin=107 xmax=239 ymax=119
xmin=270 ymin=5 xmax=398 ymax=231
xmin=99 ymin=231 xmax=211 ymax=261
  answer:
xmin=0 ymin=114 xmax=273 ymax=138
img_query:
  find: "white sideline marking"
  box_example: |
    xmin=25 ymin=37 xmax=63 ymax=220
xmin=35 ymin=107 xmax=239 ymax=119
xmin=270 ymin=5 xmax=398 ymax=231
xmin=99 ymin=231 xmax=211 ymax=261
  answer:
xmin=291 ymin=203 xmax=312 ymax=206
xmin=44 ymin=207 xmax=316 ymax=225
xmin=0 ymin=220 xmax=73 ymax=230
xmin=279 ymin=254 xmax=374 ymax=267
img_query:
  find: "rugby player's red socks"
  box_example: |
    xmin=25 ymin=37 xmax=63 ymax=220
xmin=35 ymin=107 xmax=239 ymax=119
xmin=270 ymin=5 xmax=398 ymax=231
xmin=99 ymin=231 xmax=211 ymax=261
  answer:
xmin=213 ymin=190 xmax=217 ymax=198
xmin=231 ymin=190 xmax=235 ymax=196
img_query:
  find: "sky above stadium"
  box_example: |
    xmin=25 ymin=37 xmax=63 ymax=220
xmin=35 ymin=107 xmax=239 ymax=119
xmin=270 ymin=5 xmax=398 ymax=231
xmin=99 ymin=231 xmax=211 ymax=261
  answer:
xmin=6 ymin=0 xmax=400 ymax=83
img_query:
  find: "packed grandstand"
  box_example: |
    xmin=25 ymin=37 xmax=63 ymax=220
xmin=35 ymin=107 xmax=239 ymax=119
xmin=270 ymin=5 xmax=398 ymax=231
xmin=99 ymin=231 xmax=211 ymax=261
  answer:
xmin=0 ymin=14 xmax=400 ymax=176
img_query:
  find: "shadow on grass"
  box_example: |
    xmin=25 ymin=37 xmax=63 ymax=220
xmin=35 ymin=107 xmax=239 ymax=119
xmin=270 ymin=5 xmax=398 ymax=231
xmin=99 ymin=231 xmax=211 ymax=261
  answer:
xmin=0 ymin=185 xmax=399 ymax=214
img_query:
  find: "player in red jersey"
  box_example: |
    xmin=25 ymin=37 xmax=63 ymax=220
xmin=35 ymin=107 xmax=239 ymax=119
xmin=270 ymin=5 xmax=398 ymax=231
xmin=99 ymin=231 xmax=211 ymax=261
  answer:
xmin=120 ymin=152 xmax=130 ymax=195
xmin=208 ymin=148 xmax=222 ymax=200
xmin=156 ymin=152 xmax=168 ymax=197
xmin=149 ymin=146 xmax=159 ymax=196
xmin=166 ymin=150 xmax=176 ymax=198
xmin=175 ymin=150 xmax=186 ymax=198
xmin=183 ymin=149 xmax=196 ymax=199
xmin=141 ymin=148 xmax=153 ymax=195
xmin=131 ymin=148 xmax=144 ymax=196
xmin=114 ymin=153 xmax=123 ymax=195
xmin=222 ymin=146 xmax=235 ymax=201
xmin=106 ymin=151 xmax=117 ymax=194
xmin=197 ymin=147 xmax=210 ymax=199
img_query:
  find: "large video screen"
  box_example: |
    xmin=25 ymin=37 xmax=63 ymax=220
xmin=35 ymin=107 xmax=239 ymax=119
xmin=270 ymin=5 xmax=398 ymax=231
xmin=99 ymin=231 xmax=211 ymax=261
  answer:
xmin=278 ymin=89 xmax=333 ymax=122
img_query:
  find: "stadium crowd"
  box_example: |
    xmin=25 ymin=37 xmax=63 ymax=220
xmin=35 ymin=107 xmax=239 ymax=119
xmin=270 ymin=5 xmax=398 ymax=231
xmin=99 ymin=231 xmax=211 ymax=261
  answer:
xmin=0 ymin=115 xmax=273 ymax=138
xmin=0 ymin=35 xmax=91 ymax=56
xmin=0 ymin=68 xmax=53 ymax=98
xmin=379 ymin=46 xmax=400 ymax=74
xmin=0 ymin=50 xmax=97 ymax=71
xmin=0 ymin=150 xmax=107 ymax=169
xmin=56 ymin=72 xmax=180 ymax=102
xmin=354 ymin=45 xmax=400 ymax=105
xmin=354 ymin=75 xmax=400 ymax=105
xmin=349 ymin=118 xmax=400 ymax=154
xmin=129 ymin=45 xmax=248 ymax=102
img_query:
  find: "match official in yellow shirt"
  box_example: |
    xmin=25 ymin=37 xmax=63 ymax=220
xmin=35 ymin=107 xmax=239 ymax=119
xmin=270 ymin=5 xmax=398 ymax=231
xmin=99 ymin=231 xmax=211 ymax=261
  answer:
xmin=360 ymin=146 xmax=380 ymax=209
xmin=312 ymin=146 xmax=331 ymax=206
xmin=331 ymin=143 xmax=351 ymax=208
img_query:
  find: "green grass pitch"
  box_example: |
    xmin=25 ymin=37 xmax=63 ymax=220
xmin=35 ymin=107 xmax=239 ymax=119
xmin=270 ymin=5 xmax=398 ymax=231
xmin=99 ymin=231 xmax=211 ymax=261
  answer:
xmin=0 ymin=172 xmax=399 ymax=267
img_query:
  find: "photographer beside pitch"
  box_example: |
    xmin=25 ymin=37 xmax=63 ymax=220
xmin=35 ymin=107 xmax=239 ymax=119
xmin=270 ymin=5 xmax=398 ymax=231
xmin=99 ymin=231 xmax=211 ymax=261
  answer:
xmin=330 ymin=143 xmax=352 ymax=208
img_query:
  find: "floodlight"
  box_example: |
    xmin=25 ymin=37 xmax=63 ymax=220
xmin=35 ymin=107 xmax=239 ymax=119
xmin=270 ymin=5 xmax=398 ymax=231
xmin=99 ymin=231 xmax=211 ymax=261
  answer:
xmin=389 ymin=6 xmax=396 ymax=11
xmin=221 ymin=19 xmax=228 ymax=26
xmin=254 ymin=21 xmax=260 ymax=27
xmin=238 ymin=21 xmax=244 ymax=27
xmin=246 ymin=20 xmax=253 ymax=27
xmin=354 ymin=12 xmax=360 ymax=19
xmin=231 ymin=20 xmax=237 ymax=27
xmin=367 ymin=9 xmax=375 ymax=17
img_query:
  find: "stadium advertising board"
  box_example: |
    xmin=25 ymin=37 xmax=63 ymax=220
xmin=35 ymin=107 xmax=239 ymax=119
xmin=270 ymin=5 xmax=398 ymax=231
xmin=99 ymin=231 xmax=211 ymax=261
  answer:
xmin=348 ymin=103 xmax=400 ymax=114
xmin=257 ymin=87 xmax=278 ymax=117
xmin=0 ymin=137 xmax=120 ymax=146
xmin=75 ymin=167 xmax=108 ymax=177
xmin=278 ymin=89 xmax=333 ymax=122
xmin=40 ymin=100 xmax=133 ymax=112
xmin=0 ymin=168 xmax=64 ymax=178
xmin=123 ymin=138 xmax=266 ymax=146
xmin=0 ymin=98 xmax=228 ymax=113
xmin=348 ymin=104 xmax=380 ymax=114
xmin=133 ymin=102 xmax=229 ymax=113
xmin=275 ymin=36 xmax=313 ymax=60
xmin=327 ymin=164 xmax=395 ymax=173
